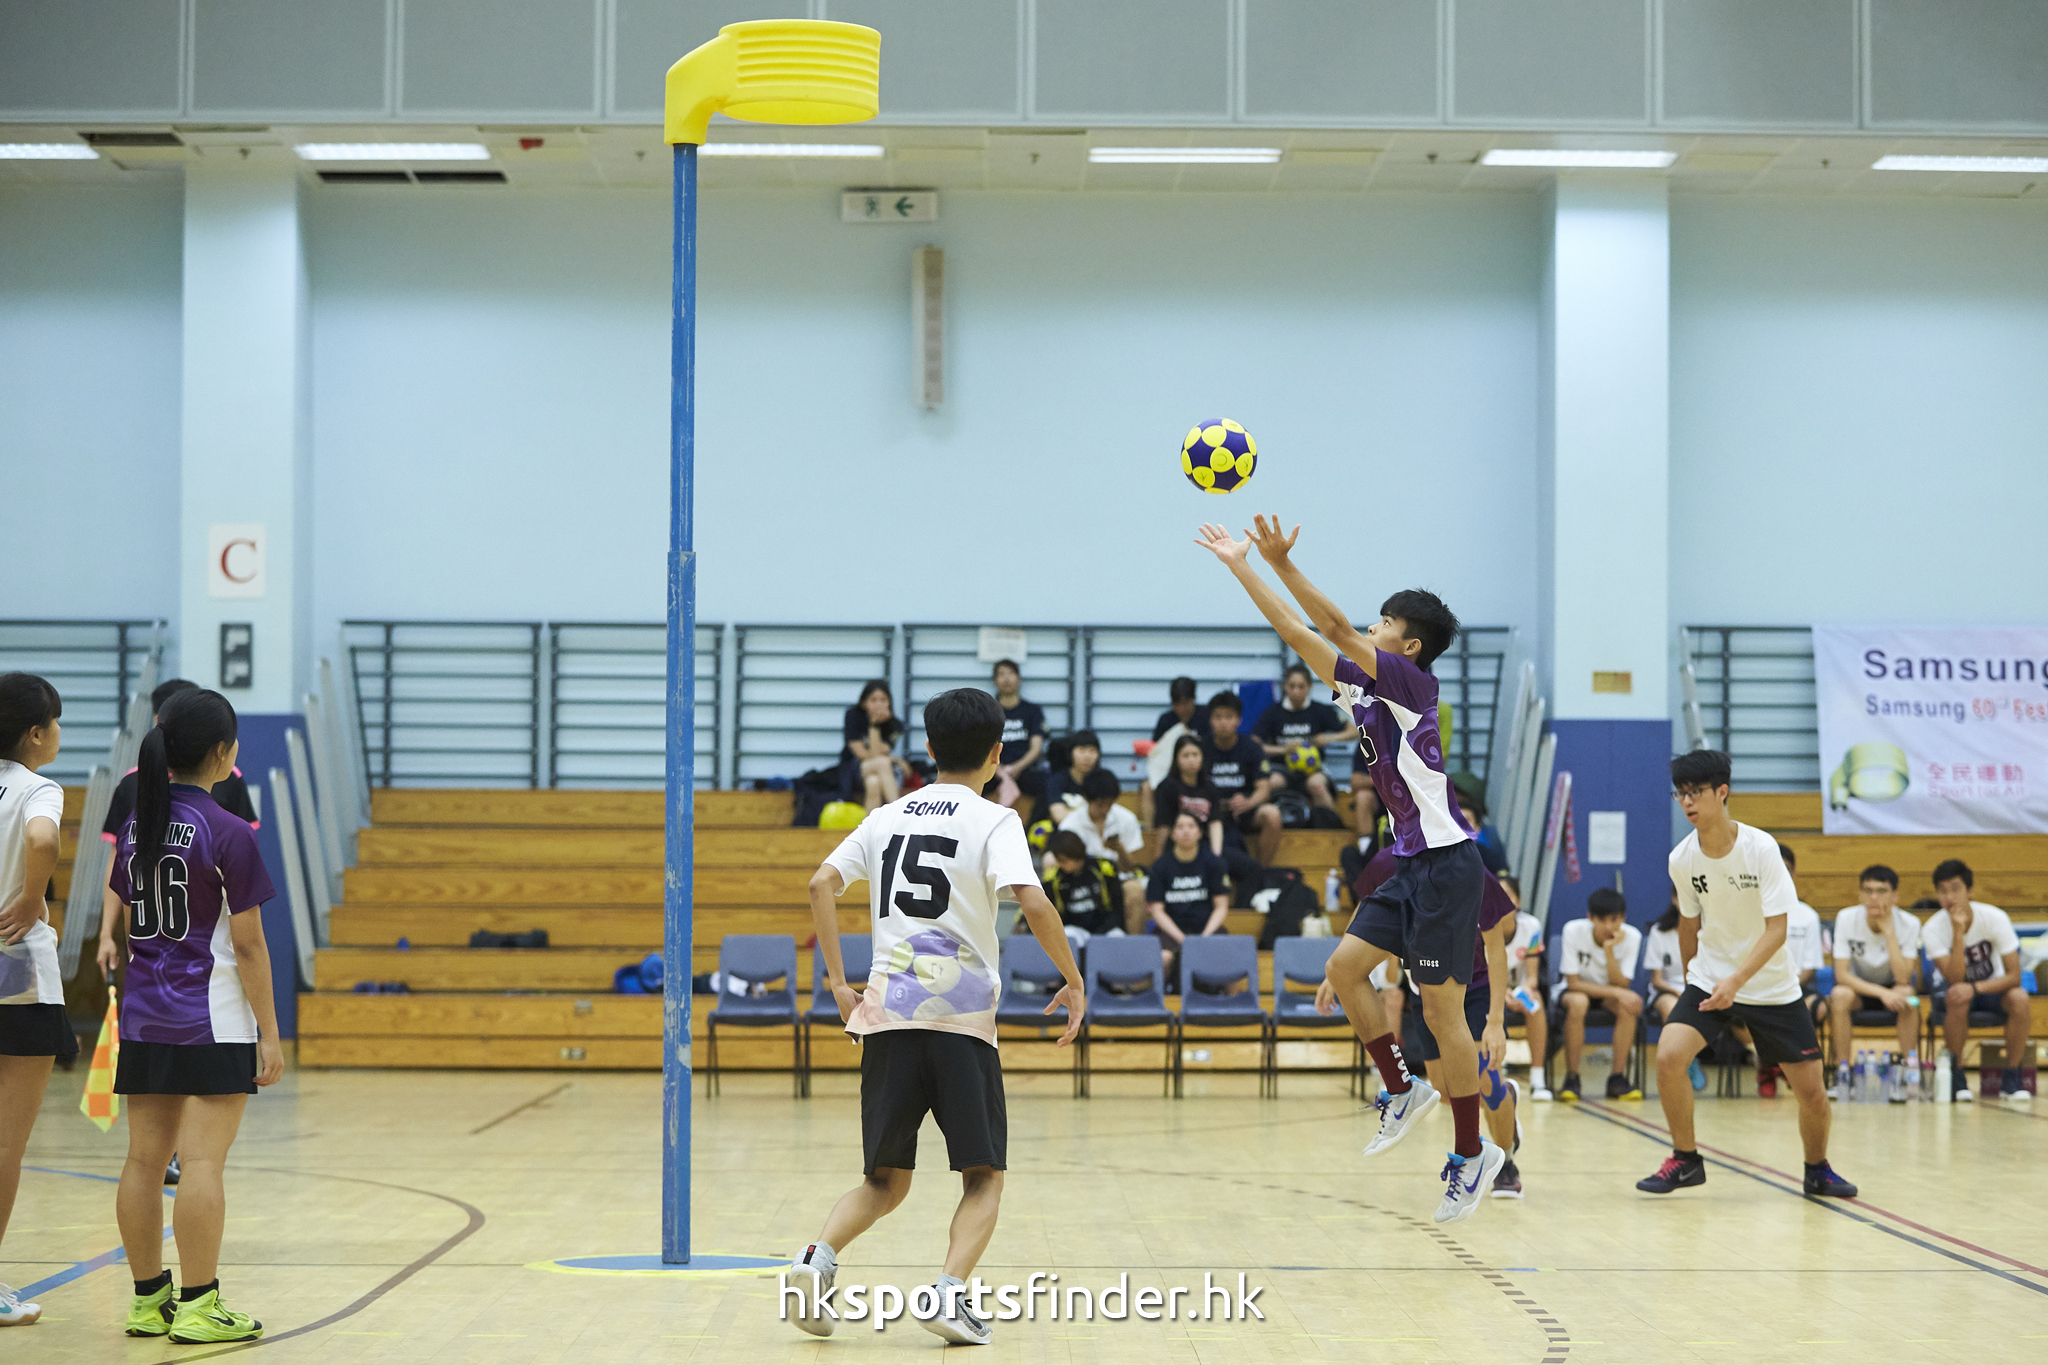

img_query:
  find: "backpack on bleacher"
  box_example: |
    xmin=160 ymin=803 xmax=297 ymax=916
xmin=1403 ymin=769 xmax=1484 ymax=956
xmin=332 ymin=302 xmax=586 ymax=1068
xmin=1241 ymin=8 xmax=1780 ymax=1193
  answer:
xmin=791 ymin=767 xmax=840 ymax=827
xmin=1256 ymin=867 xmax=1318 ymax=949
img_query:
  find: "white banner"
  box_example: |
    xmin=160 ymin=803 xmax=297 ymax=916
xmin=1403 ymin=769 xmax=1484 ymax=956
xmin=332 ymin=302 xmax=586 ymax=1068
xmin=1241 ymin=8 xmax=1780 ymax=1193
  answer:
xmin=1813 ymin=624 xmax=2048 ymax=835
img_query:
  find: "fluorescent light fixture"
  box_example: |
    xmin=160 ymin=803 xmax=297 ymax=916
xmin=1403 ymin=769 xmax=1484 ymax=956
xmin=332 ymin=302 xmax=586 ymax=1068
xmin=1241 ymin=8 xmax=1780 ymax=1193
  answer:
xmin=294 ymin=143 xmax=489 ymax=161
xmin=1872 ymin=154 xmax=2048 ymax=173
xmin=699 ymin=143 xmax=885 ymax=157
xmin=0 ymin=143 xmax=99 ymax=160
xmin=1481 ymin=149 xmax=1676 ymax=168
xmin=1089 ymin=147 xmax=1282 ymax=164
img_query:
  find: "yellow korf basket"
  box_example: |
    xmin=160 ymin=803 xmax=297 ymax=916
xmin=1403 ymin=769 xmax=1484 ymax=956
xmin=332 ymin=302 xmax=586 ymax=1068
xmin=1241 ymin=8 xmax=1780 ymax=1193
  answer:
xmin=666 ymin=19 xmax=880 ymax=145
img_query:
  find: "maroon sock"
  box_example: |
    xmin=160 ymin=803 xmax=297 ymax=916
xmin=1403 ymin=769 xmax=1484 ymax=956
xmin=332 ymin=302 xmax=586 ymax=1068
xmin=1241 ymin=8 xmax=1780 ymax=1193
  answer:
xmin=1449 ymin=1094 xmax=1483 ymax=1159
xmin=1365 ymin=1034 xmax=1413 ymax=1094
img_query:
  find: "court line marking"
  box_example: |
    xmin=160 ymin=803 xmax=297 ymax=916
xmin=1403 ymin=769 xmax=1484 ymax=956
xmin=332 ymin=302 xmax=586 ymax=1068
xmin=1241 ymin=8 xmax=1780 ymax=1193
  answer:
xmin=175 ymin=1166 xmax=486 ymax=1361
xmin=1572 ymin=1102 xmax=2048 ymax=1299
xmin=469 ymin=1081 xmax=572 ymax=1136
xmin=16 ymin=1166 xmax=177 ymax=1299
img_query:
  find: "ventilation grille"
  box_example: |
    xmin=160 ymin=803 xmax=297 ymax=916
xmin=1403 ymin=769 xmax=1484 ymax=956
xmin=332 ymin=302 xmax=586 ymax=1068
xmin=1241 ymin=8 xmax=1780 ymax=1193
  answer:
xmin=317 ymin=170 xmax=507 ymax=186
xmin=82 ymin=131 xmax=183 ymax=147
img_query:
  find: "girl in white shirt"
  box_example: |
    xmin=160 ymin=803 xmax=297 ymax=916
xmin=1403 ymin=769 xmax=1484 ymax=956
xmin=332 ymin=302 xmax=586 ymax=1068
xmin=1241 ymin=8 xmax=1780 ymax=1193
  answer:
xmin=0 ymin=672 xmax=68 ymax=1328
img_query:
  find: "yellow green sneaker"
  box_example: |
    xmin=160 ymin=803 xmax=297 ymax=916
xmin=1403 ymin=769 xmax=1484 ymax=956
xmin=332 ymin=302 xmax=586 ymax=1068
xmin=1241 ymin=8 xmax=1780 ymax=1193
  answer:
xmin=123 ymin=1280 xmax=175 ymax=1337
xmin=168 ymin=1287 xmax=262 ymax=1345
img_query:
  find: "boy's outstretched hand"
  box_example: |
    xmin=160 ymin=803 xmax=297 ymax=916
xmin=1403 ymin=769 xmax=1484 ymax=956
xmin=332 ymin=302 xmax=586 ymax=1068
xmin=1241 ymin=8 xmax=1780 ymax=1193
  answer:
xmin=1194 ymin=522 xmax=1252 ymax=568
xmin=1247 ymin=514 xmax=1300 ymax=566
xmin=1048 ymin=983 xmax=1087 ymax=1046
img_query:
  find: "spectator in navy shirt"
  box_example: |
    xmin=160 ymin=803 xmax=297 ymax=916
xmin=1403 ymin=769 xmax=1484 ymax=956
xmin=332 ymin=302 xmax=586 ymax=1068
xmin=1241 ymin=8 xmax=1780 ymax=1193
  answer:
xmin=988 ymin=658 xmax=1047 ymax=815
xmin=1252 ymin=663 xmax=1352 ymax=822
xmin=1146 ymin=812 xmax=1231 ymax=966
xmin=1046 ymin=729 xmax=1103 ymax=825
xmin=1151 ymin=676 xmax=1210 ymax=742
xmin=1199 ymin=692 xmax=1282 ymax=865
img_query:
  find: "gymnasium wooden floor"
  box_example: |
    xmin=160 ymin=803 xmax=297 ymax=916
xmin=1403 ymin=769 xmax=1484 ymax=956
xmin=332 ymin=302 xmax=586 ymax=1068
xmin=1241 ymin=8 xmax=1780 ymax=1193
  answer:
xmin=6 ymin=1062 xmax=2044 ymax=1364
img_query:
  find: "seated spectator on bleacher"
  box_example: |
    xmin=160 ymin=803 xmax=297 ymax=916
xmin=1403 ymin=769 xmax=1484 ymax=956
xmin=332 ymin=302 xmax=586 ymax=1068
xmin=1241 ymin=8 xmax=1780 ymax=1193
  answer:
xmin=1829 ymin=865 xmax=1922 ymax=1098
xmin=1555 ymin=888 xmax=1644 ymax=1102
xmin=1451 ymin=772 xmax=1508 ymax=875
xmin=1759 ymin=841 xmax=1829 ymax=1098
xmin=1926 ymin=858 xmax=2032 ymax=1103
xmin=1149 ymin=734 xmax=1262 ymax=894
xmin=839 ymin=679 xmax=908 ymax=809
xmin=1499 ymin=874 xmax=1551 ymax=1101
xmin=1039 ymin=830 xmax=1123 ymax=939
xmin=1151 ymin=675 xmax=1210 ymax=744
xmin=1251 ymin=663 xmax=1352 ymax=823
xmin=1145 ymin=812 xmax=1231 ymax=963
xmin=1045 ymin=729 xmax=1103 ymax=825
xmin=1643 ymin=890 xmax=1703 ymax=1091
xmin=988 ymin=658 xmax=1047 ymax=816
xmin=1058 ymin=768 xmax=1147 ymax=930
xmin=1199 ymin=692 xmax=1283 ymax=866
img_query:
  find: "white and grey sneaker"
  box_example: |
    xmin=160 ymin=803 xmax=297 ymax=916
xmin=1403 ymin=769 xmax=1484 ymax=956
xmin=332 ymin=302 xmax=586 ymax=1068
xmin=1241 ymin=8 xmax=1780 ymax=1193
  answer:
xmin=1530 ymin=1084 xmax=1553 ymax=1102
xmin=921 ymin=1282 xmax=993 ymax=1345
xmin=1434 ymin=1139 xmax=1507 ymax=1223
xmin=1363 ymin=1077 xmax=1439 ymax=1158
xmin=786 ymin=1244 xmax=837 ymax=1337
xmin=0 ymin=1283 xmax=40 ymax=1327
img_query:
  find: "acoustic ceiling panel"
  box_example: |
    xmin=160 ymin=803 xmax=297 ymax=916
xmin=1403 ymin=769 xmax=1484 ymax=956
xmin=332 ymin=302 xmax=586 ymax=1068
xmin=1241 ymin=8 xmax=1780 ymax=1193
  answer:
xmin=1033 ymin=0 xmax=1232 ymax=120
xmin=1869 ymin=0 xmax=2048 ymax=129
xmin=611 ymin=0 xmax=790 ymax=119
xmin=1661 ymin=0 xmax=1854 ymax=127
xmin=402 ymin=0 xmax=599 ymax=117
xmin=824 ymin=0 xmax=1021 ymax=118
xmin=0 ymin=0 xmax=182 ymax=116
xmin=1243 ymin=0 xmax=1438 ymax=122
xmin=1452 ymin=0 xmax=1647 ymax=125
xmin=193 ymin=0 xmax=390 ymax=116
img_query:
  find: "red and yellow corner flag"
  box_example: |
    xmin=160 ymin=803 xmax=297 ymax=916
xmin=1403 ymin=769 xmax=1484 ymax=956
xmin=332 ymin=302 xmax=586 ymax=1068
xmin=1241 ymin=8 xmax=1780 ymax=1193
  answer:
xmin=80 ymin=987 xmax=119 ymax=1132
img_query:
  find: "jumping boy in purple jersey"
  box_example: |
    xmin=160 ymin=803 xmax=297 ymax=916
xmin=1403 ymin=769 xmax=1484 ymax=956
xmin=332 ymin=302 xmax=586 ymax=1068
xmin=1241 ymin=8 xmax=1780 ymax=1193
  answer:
xmin=1197 ymin=516 xmax=1501 ymax=1222
xmin=102 ymin=689 xmax=283 ymax=1344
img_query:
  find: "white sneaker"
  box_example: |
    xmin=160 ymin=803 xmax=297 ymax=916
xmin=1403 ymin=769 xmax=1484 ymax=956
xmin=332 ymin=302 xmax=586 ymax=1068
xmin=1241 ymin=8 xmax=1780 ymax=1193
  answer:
xmin=1530 ymin=1085 xmax=1553 ymax=1103
xmin=786 ymin=1245 xmax=837 ymax=1337
xmin=2004 ymin=1087 xmax=2032 ymax=1105
xmin=1434 ymin=1139 xmax=1506 ymax=1224
xmin=921 ymin=1283 xmax=993 ymax=1345
xmin=1955 ymin=1087 xmax=1975 ymax=1105
xmin=1363 ymin=1077 xmax=1439 ymax=1158
xmin=0 ymin=1283 xmax=40 ymax=1327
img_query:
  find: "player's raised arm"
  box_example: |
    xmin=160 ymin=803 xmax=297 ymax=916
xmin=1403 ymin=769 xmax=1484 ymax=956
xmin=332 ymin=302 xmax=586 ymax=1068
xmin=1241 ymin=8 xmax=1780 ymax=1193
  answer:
xmin=1194 ymin=523 xmax=1340 ymax=691
xmin=1245 ymin=515 xmax=1378 ymax=675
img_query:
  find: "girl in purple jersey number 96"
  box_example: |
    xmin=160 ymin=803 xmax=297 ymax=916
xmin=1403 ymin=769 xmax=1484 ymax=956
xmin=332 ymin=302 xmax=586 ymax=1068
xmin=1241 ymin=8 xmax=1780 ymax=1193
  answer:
xmin=101 ymin=689 xmax=282 ymax=1345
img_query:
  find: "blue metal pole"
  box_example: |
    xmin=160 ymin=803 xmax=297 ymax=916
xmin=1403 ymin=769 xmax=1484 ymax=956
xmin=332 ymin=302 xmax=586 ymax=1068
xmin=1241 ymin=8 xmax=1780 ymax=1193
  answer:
xmin=662 ymin=141 xmax=698 ymax=1265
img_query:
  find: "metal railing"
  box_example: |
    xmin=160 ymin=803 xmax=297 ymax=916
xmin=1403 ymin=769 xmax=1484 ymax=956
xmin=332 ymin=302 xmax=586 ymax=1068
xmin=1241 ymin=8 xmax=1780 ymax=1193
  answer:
xmin=904 ymin=625 xmax=1078 ymax=762
xmin=0 ymin=620 xmax=165 ymax=783
xmin=1683 ymin=625 xmax=1818 ymax=789
xmin=344 ymin=621 xmax=543 ymax=788
xmin=548 ymin=622 xmax=720 ymax=789
xmin=734 ymin=624 xmax=896 ymax=786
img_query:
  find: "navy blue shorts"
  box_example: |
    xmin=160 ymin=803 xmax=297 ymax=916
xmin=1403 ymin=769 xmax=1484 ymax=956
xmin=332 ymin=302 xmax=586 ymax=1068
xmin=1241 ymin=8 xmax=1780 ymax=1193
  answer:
xmin=1345 ymin=840 xmax=1485 ymax=987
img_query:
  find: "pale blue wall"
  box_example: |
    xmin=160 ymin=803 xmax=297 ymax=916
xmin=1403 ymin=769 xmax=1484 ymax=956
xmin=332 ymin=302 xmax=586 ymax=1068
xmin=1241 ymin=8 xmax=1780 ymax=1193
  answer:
xmin=305 ymin=186 xmax=1544 ymax=639
xmin=1669 ymin=194 xmax=2048 ymax=628
xmin=0 ymin=184 xmax=183 ymax=624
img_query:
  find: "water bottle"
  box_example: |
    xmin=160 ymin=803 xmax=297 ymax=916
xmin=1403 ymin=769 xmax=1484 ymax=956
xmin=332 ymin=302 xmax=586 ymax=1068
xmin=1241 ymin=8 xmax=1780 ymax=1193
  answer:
xmin=1323 ymin=868 xmax=1341 ymax=913
xmin=1889 ymin=1052 xmax=1908 ymax=1103
xmin=1934 ymin=1050 xmax=1952 ymax=1104
xmin=1857 ymin=1051 xmax=1873 ymax=1103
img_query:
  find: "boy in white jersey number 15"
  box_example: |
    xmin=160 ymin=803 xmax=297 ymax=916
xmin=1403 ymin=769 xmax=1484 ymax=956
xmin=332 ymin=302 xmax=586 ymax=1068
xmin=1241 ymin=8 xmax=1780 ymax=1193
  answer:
xmin=1639 ymin=750 xmax=1857 ymax=1198
xmin=787 ymin=689 xmax=1086 ymax=1347
xmin=1198 ymin=516 xmax=1504 ymax=1224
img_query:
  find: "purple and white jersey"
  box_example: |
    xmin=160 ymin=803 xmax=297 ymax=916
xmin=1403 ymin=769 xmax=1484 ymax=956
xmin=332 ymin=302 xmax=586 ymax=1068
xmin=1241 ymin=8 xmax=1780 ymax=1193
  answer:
xmin=110 ymin=785 xmax=276 ymax=1045
xmin=1331 ymin=651 xmax=1472 ymax=857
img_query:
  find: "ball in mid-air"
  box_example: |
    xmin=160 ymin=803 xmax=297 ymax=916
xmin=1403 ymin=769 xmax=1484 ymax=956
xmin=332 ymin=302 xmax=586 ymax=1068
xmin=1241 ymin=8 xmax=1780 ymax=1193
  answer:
xmin=1284 ymin=743 xmax=1321 ymax=776
xmin=1181 ymin=418 xmax=1257 ymax=493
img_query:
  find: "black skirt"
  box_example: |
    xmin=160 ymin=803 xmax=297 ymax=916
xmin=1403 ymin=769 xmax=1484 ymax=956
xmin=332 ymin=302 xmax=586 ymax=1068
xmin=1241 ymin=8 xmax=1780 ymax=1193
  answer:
xmin=0 ymin=1003 xmax=81 ymax=1058
xmin=115 ymin=1040 xmax=258 ymax=1095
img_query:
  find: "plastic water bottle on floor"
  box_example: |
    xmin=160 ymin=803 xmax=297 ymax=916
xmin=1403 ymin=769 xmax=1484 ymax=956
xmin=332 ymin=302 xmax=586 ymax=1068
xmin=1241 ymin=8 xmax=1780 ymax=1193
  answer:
xmin=1934 ymin=1050 xmax=1952 ymax=1104
xmin=1903 ymin=1051 xmax=1919 ymax=1102
xmin=1323 ymin=869 xmax=1341 ymax=913
xmin=1857 ymin=1051 xmax=1873 ymax=1103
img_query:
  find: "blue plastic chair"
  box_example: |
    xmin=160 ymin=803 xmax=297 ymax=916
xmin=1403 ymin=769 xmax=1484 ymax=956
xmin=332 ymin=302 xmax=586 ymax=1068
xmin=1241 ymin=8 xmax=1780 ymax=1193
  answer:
xmin=1078 ymin=936 xmax=1178 ymax=1099
xmin=1175 ymin=935 xmax=1268 ymax=1098
xmin=994 ymin=935 xmax=1084 ymax=1096
xmin=1268 ymin=936 xmax=1366 ymax=1096
xmin=705 ymin=935 xmax=801 ymax=1098
xmin=800 ymin=934 xmax=871 ymax=1098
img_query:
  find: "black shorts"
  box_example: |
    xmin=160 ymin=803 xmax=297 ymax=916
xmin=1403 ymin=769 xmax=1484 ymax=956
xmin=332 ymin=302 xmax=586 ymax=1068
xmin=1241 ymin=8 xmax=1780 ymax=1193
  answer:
xmin=1399 ymin=981 xmax=1489 ymax=1063
xmin=1345 ymin=840 xmax=1485 ymax=987
xmin=0 ymin=1004 xmax=80 ymax=1059
xmin=860 ymin=1028 xmax=1006 ymax=1175
xmin=115 ymin=1040 xmax=259 ymax=1095
xmin=985 ymin=765 xmax=1047 ymax=807
xmin=1666 ymin=985 xmax=1821 ymax=1068
xmin=1235 ymin=805 xmax=1272 ymax=835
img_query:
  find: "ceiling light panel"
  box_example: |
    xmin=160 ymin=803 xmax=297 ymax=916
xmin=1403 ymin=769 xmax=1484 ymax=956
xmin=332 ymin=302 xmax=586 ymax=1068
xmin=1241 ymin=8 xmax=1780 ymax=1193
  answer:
xmin=1871 ymin=154 xmax=2048 ymax=173
xmin=0 ymin=143 xmax=98 ymax=160
xmin=1089 ymin=147 xmax=1281 ymax=164
xmin=1481 ymin=149 xmax=1677 ymax=168
xmin=294 ymin=143 xmax=490 ymax=161
xmin=698 ymin=143 xmax=885 ymax=157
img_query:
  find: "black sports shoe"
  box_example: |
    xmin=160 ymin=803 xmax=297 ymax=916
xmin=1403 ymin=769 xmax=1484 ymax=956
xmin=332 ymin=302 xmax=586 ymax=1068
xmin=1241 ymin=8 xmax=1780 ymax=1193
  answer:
xmin=1605 ymin=1072 xmax=1642 ymax=1100
xmin=1803 ymin=1162 xmax=1857 ymax=1198
xmin=1558 ymin=1073 xmax=1582 ymax=1102
xmin=1635 ymin=1154 xmax=1705 ymax=1194
xmin=164 ymin=1154 xmax=181 ymax=1187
